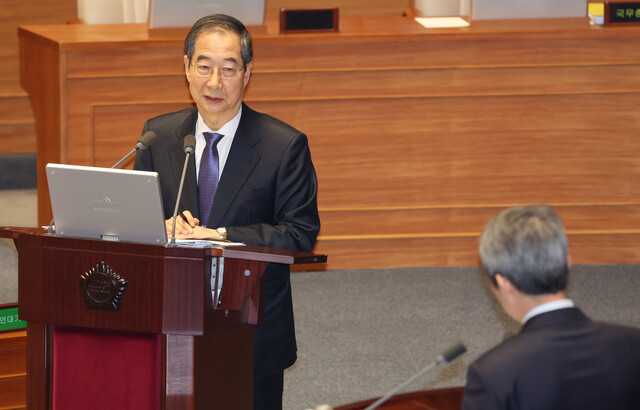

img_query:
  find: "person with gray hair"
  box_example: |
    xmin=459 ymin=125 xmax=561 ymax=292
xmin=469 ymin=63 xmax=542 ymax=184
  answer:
xmin=462 ymin=205 xmax=640 ymax=410
xmin=135 ymin=13 xmax=320 ymax=410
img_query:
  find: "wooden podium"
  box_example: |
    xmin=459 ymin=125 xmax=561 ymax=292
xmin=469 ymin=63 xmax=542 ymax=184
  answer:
xmin=1 ymin=227 xmax=326 ymax=409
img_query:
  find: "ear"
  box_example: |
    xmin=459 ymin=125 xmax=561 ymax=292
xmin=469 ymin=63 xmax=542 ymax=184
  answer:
xmin=494 ymin=274 xmax=522 ymax=306
xmin=184 ymin=55 xmax=191 ymax=82
xmin=243 ymin=62 xmax=252 ymax=86
xmin=494 ymin=274 xmax=516 ymax=293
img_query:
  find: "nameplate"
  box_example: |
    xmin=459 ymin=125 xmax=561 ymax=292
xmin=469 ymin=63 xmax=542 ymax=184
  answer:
xmin=0 ymin=306 xmax=27 ymax=332
xmin=605 ymin=1 xmax=640 ymax=25
xmin=280 ymin=8 xmax=339 ymax=34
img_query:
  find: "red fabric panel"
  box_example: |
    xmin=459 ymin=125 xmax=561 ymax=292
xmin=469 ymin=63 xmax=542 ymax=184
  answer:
xmin=53 ymin=326 xmax=161 ymax=410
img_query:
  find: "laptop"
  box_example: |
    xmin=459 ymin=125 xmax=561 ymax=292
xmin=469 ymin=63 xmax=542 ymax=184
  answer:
xmin=471 ymin=0 xmax=588 ymax=20
xmin=148 ymin=0 xmax=265 ymax=29
xmin=46 ymin=163 xmax=167 ymax=245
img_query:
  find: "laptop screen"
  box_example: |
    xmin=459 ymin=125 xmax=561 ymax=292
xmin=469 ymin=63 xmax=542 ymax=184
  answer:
xmin=46 ymin=163 xmax=167 ymax=245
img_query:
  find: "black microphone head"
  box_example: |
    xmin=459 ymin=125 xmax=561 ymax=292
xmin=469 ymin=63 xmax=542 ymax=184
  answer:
xmin=183 ymin=134 xmax=196 ymax=154
xmin=136 ymin=131 xmax=157 ymax=151
xmin=439 ymin=342 xmax=467 ymax=363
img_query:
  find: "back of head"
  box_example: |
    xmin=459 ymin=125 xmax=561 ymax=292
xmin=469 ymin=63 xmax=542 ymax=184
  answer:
xmin=479 ymin=205 xmax=569 ymax=295
xmin=184 ymin=14 xmax=253 ymax=66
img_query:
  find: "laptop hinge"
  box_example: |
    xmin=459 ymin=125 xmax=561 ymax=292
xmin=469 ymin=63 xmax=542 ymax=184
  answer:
xmin=100 ymin=234 xmax=120 ymax=242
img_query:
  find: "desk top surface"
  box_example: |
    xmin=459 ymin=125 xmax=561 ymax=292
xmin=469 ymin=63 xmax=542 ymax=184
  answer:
xmin=18 ymin=16 xmax=639 ymax=50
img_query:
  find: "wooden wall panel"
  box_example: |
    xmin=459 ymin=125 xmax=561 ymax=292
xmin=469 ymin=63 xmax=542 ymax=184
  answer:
xmin=249 ymin=93 xmax=640 ymax=208
xmin=92 ymin=103 xmax=194 ymax=168
xmin=319 ymin=204 xmax=640 ymax=237
xmin=308 ymin=232 xmax=640 ymax=270
xmin=19 ymin=19 xmax=640 ymax=270
xmin=0 ymin=0 xmax=76 ymax=155
xmin=0 ymin=330 xmax=27 ymax=409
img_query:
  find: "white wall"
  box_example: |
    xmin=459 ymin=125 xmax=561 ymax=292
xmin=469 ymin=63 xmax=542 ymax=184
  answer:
xmin=415 ymin=0 xmax=470 ymax=16
xmin=78 ymin=0 xmax=149 ymax=23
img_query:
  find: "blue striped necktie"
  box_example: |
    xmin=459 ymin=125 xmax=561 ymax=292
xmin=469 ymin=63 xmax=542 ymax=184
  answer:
xmin=198 ymin=132 xmax=223 ymax=227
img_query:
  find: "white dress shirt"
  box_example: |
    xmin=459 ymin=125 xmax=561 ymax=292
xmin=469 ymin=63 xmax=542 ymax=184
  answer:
xmin=522 ymin=299 xmax=575 ymax=324
xmin=194 ymin=106 xmax=242 ymax=183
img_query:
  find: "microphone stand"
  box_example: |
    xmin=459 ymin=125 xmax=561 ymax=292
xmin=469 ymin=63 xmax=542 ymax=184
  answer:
xmin=170 ymin=134 xmax=196 ymax=246
xmin=364 ymin=342 xmax=467 ymax=410
xmin=111 ymin=147 xmax=138 ymax=169
xmin=111 ymin=131 xmax=157 ymax=169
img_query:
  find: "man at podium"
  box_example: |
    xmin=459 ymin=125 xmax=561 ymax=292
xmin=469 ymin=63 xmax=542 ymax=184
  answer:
xmin=134 ymin=14 xmax=321 ymax=410
xmin=462 ymin=205 xmax=640 ymax=409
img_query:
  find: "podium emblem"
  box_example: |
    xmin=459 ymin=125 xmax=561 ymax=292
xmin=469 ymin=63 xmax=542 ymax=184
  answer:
xmin=79 ymin=261 xmax=128 ymax=311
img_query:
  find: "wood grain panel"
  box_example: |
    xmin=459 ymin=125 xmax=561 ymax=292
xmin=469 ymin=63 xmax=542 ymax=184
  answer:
xmin=62 ymin=63 xmax=640 ymax=100
xmin=0 ymin=375 xmax=27 ymax=410
xmin=0 ymin=124 xmax=36 ymax=155
xmin=252 ymin=27 xmax=640 ymax=70
xmin=319 ymin=204 xmax=640 ymax=237
xmin=0 ymin=0 xmax=76 ymax=155
xmin=91 ymin=102 xmax=194 ymax=167
xmin=312 ymin=232 xmax=640 ymax=270
xmin=0 ymin=330 xmax=27 ymax=410
xmin=246 ymin=64 xmax=640 ymax=99
xmin=0 ymin=331 xmax=26 ymax=377
xmin=248 ymin=94 xmax=640 ymax=208
xmin=65 ymin=76 xmax=192 ymax=166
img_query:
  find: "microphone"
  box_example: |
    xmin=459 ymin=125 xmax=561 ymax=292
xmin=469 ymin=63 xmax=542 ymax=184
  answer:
xmin=47 ymin=131 xmax=159 ymax=235
xmin=170 ymin=134 xmax=196 ymax=245
xmin=111 ymin=131 xmax=157 ymax=169
xmin=364 ymin=342 xmax=467 ymax=410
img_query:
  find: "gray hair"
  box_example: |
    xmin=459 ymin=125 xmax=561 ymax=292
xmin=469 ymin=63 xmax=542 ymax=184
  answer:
xmin=479 ymin=205 xmax=569 ymax=295
xmin=184 ymin=14 xmax=253 ymax=67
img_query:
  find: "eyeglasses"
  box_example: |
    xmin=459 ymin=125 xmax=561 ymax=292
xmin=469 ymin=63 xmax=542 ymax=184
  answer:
xmin=190 ymin=62 xmax=244 ymax=79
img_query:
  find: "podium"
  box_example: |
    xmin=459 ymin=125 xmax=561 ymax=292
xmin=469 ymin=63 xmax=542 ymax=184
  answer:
xmin=1 ymin=227 xmax=326 ymax=409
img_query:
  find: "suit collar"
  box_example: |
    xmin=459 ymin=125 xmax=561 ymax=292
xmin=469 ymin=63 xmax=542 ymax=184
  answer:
xmin=207 ymin=103 xmax=262 ymax=227
xmin=522 ymin=307 xmax=589 ymax=332
xmin=175 ymin=108 xmax=198 ymax=141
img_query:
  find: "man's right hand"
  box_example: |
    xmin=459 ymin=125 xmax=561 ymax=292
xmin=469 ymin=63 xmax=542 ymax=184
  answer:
xmin=166 ymin=210 xmax=199 ymax=236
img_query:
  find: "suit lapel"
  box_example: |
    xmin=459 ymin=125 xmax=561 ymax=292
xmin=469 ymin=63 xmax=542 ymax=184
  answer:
xmin=170 ymin=109 xmax=199 ymax=216
xmin=521 ymin=307 xmax=588 ymax=333
xmin=208 ymin=106 xmax=261 ymax=226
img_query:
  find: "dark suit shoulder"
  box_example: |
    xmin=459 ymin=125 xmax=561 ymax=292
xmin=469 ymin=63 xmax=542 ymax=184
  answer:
xmin=471 ymin=308 xmax=640 ymax=378
xmin=591 ymin=320 xmax=640 ymax=349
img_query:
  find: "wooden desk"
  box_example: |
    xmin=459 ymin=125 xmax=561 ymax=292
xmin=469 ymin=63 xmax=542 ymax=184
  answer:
xmin=19 ymin=17 xmax=640 ymax=270
xmin=335 ymin=386 xmax=463 ymax=410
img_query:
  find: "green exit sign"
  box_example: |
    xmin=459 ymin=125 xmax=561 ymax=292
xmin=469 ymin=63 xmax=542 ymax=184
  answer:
xmin=0 ymin=306 xmax=27 ymax=332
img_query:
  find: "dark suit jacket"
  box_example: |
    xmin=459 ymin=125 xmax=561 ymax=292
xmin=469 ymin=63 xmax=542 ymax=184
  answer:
xmin=134 ymin=104 xmax=320 ymax=377
xmin=462 ymin=307 xmax=640 ymax=410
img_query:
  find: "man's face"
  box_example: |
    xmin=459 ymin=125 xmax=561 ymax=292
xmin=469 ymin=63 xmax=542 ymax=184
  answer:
xmin=184 ymin=30 xmax=252 ymax=130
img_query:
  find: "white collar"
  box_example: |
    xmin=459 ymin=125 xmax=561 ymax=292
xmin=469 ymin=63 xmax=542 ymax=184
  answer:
xmin=195 ymin=105 xmax=242 ymax=138
xmin=522 ymin=299 xmax=575 ymax=324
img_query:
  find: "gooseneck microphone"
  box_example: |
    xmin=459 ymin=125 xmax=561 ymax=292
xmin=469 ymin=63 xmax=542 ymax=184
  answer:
xmin=47 ymin=131 xmax=159 ymax=235
xmin=363 ymin=342 xmax=467 ymax=410
xmin=111 ymin=131 xmax=157 ymax=169
xmin=170 ymin=134 xmax=196 ymax=246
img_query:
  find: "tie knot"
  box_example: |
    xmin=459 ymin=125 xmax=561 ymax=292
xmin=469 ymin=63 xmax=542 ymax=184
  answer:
xmin=203 ymin=132 xmax=223 ymax=147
